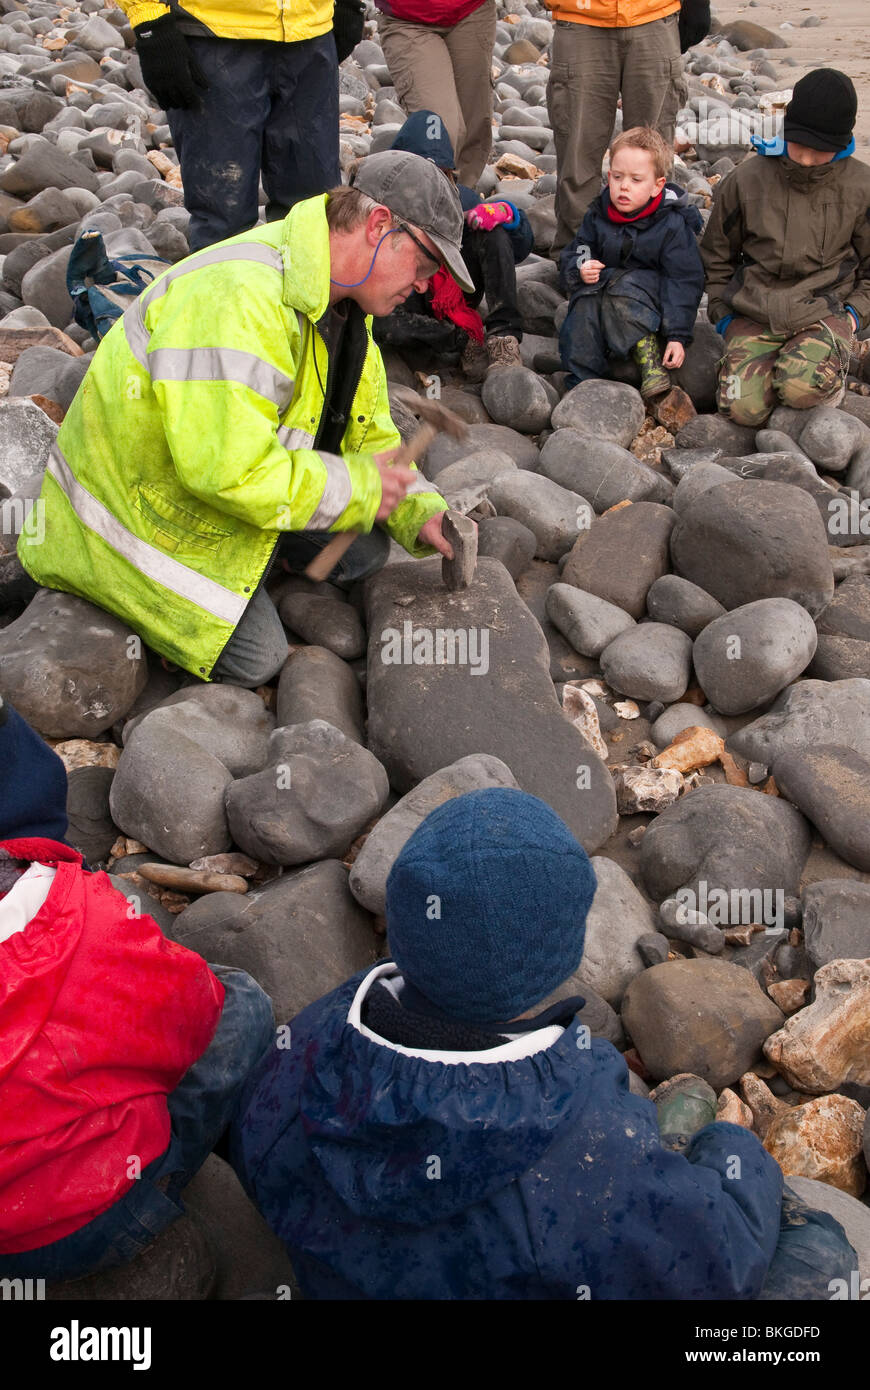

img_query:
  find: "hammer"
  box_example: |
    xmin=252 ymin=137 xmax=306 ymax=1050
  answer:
xmin=303 ymin=388 xmax=469 ymax=582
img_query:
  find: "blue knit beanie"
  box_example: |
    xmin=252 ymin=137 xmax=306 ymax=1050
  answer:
xmin=0 ymin=695 xmax=69 ymax=844
xmin=385 ymin=787 xmax=597 ymax=1023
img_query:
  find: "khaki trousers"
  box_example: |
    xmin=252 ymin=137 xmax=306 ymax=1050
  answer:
xmin=547 ymin=13 xmax=685 ymax=252
xmin=377 ymin=0 xmax=497 ymax=186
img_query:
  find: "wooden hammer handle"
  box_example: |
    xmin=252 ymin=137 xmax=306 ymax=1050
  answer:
xmin=303 ymin=422 xmax=438 ymax=582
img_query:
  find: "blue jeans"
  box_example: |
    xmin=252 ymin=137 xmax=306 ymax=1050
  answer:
xmin=167 ymin=35 xmax=341 ymax=251
xmin=211 ymin=526 xmax=390 ymax=688
xmin=0 ymin=966 xmax=274 ymax=1283
xmin=560 ymin=267 xmax=662 ymax=389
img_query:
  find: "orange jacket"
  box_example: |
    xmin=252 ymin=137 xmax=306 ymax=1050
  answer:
xmin=545 ymin=0 xmax=679 ymax=28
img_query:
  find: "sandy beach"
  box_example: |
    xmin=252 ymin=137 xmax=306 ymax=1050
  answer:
xmin=714 ymin=1 xmax=870 ymax=148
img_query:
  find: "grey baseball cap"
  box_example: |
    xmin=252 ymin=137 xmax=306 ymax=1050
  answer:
xmin=349 ymin=150 xmax=475 ymax=294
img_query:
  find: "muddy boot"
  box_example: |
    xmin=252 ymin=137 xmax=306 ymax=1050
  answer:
xmin=632 ymin=333 xmax=670 ymax=400
xmin=486 ymin=334 xmax=523 ymax=371
xmin=460 ymin=334 xmax=489 ymax=383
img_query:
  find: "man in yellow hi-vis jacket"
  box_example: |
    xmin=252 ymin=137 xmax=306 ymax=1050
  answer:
xmin=18 ymin=152 xmax=471 ymax=688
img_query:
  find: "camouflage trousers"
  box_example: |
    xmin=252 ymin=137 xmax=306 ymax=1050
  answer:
xmin=717 ymin=314 xmax=854 ymax=428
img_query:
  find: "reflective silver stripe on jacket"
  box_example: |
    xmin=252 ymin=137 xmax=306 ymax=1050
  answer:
xmin=148 ymin=347 xmax=295 ymax=409
xmin=141 ymin=242 xmax=285 ymax=313
xmin=123 ymin=243 xmax=286 ymax=373
xmin=123 ymin=298 xmax=150 ymax=370
xmin=277 ymin=424 xmax=316 ymax=450
xmin=305 ymin=452 xmax=354 ymax=529
xmin=47 ymin=445 xmax=248 ymax=626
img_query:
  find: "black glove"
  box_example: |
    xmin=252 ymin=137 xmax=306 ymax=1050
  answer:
xmin=134 ymin=12 xmax=209 ymax=111
xmin=678 ymin=0 xmax=711 ymax=53
xmin=333 ymin=0 xmax=365 ymax=64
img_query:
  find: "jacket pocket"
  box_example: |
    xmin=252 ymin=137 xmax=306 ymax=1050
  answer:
xmin=136 ymin=484 xmax=232 ymax=554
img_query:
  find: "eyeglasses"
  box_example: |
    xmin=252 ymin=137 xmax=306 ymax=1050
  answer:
xmin=391 ymin=218 xmax=442 ymax=276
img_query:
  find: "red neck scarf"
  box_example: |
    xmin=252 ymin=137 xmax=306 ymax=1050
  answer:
xmin=606 ymin=188 xmax=665 ymax=224
xmin=428 ymin=266 xmax=485 ymax=343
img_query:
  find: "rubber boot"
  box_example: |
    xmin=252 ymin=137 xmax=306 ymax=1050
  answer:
xmin=632 ymin=333 xmax=671 ymax=400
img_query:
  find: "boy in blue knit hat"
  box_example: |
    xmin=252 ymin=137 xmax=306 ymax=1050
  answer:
xmin=230 ymin=786 xmax=855 ymax=1301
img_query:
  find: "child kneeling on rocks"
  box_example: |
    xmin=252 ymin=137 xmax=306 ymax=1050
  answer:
xmin=558 ymin=126 xmax=705 ymax=397
xmin=372 ymin=110 xmax=534 ymax=381
xmin=230 ymin=786 xmax=854 ymax=1300
xmin=702 ymin=69 xmax=870 ymax=428
xmin=0 ymin=695 xmax=274 ymax=1284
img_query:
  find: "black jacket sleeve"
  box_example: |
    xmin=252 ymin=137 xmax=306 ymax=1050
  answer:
xmin=559 ymin=208 xmax=602 ymax=297
xmin=658 ymin=216 xmax=706 ymax=343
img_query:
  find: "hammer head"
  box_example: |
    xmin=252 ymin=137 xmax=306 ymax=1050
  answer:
xmin=391 ymin=386 xmax=469 ymax=441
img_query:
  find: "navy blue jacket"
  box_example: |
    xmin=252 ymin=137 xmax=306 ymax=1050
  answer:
xmin=230 ymin=963 xmax=785 ymax=1301
xmin=560 ymin=184 xmax=705 ymax=344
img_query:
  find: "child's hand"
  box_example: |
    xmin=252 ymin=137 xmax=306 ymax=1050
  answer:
xmin=465 ymin=201 xmax=513 ymax=232
xmin=580 ymin=259 xmax=604 ymax=285
xmin=663 ymin=341 xmax=685 ymax=369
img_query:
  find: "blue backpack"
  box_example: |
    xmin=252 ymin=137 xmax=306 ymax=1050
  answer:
xmin=66 ymin=227 xmax=168 ymax=340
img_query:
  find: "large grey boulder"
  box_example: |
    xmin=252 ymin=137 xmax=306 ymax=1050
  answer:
xmin=0 ymin=588 xmax=147 ymax=738
xmin=600 ymin=622 xmax=693 ymax=703
xmin=622 ymin=958 xmax=784 ymax=1089
xmin=639 ymin=785 xmax=811 ymax=907
xmin=181 ymin=1155 xmax=298 ymax=1301
xmin=480 ymin=364 xmax=553 ymax=433
xmin=550 ymin=379 xmax=645 ymax=446
xmin=365 ymin=556 xmax=618 ymax=853
xmin=488 ymin=470 xmax=590 ymax=560
xmin=545 ymin=582 xmax=635 ymax=657
xmin=670 ymin=479 xmax=835 ymax=617
xmin=692 ymin=598 xmax=818 ymax=715
xmin=123 ymin=684 xmax=275 ymax=776
xmin=801 ymin=880 xmax=870 ymax=969
xmin=575 ymin=856 xmax=657 ymax=1007
xmin=349 ymin=754 xmax=519 ymax=915
xmin=561 ymin=501 xmax=675 ymax=619
xmin=538 ymin=429 xmax=672 ymax=509
xmin=0 ymin=396 xmax=57 ymax=498
xmin=276 ymin=645 xmax=364 ymax=744
xmin=772 ymin=744 xmax=870 ymax=872
xmin=110 ymin=719 xmax=233 ymax=864
xmin=728 ymin=678 xmax=870 ymax=766
xmin=225 ymin=719 xmax=390 ymax=866
xmin=170 ymin=860 xmax=378 ymax=1022
xmin=646 ymin=574 xmax=725 ymax=638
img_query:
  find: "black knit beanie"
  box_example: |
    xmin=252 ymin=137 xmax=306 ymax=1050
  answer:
xmin=783 ymin=69 xmax=857 ymax=152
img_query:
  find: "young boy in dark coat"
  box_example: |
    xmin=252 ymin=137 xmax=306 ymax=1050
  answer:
xmin=559 ymin=125 xmax=705 ymax=396
xmin=230 ymin=786 xmax=856 ymax=1301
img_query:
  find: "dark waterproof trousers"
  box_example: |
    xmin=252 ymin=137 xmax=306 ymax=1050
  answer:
xmin=167 ymin=35 xmax=341 ymax=252
xmin=463 ymin=224 xmax=523 ymax=340
xmin=560 ymin=266 xmax=662 ymax=388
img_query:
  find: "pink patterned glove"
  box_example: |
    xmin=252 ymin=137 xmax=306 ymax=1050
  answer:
xmin=465 ymin=201 xmax=514 ymax=232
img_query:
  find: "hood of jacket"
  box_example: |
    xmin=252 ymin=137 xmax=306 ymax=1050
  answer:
xmin=294 ymin=963 xmax=595 ymax=1226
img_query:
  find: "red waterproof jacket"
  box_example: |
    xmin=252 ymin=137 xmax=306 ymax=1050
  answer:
xmin=375 ymin=1 xmax=488 ymax=24
xmin=0 ymin=838 xmax=224 ymax=1254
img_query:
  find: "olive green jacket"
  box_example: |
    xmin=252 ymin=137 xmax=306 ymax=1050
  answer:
xmin=701 ymin=149 xmax=870 ymax=336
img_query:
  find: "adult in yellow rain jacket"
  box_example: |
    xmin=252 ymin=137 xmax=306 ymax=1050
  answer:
xmin=117 ymin=0 xmax=365 ymax=250
xmin=17 ymin=152 xmax=469 ymax=688
xmin=544 ymin=0 xmax=711 ymax=251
